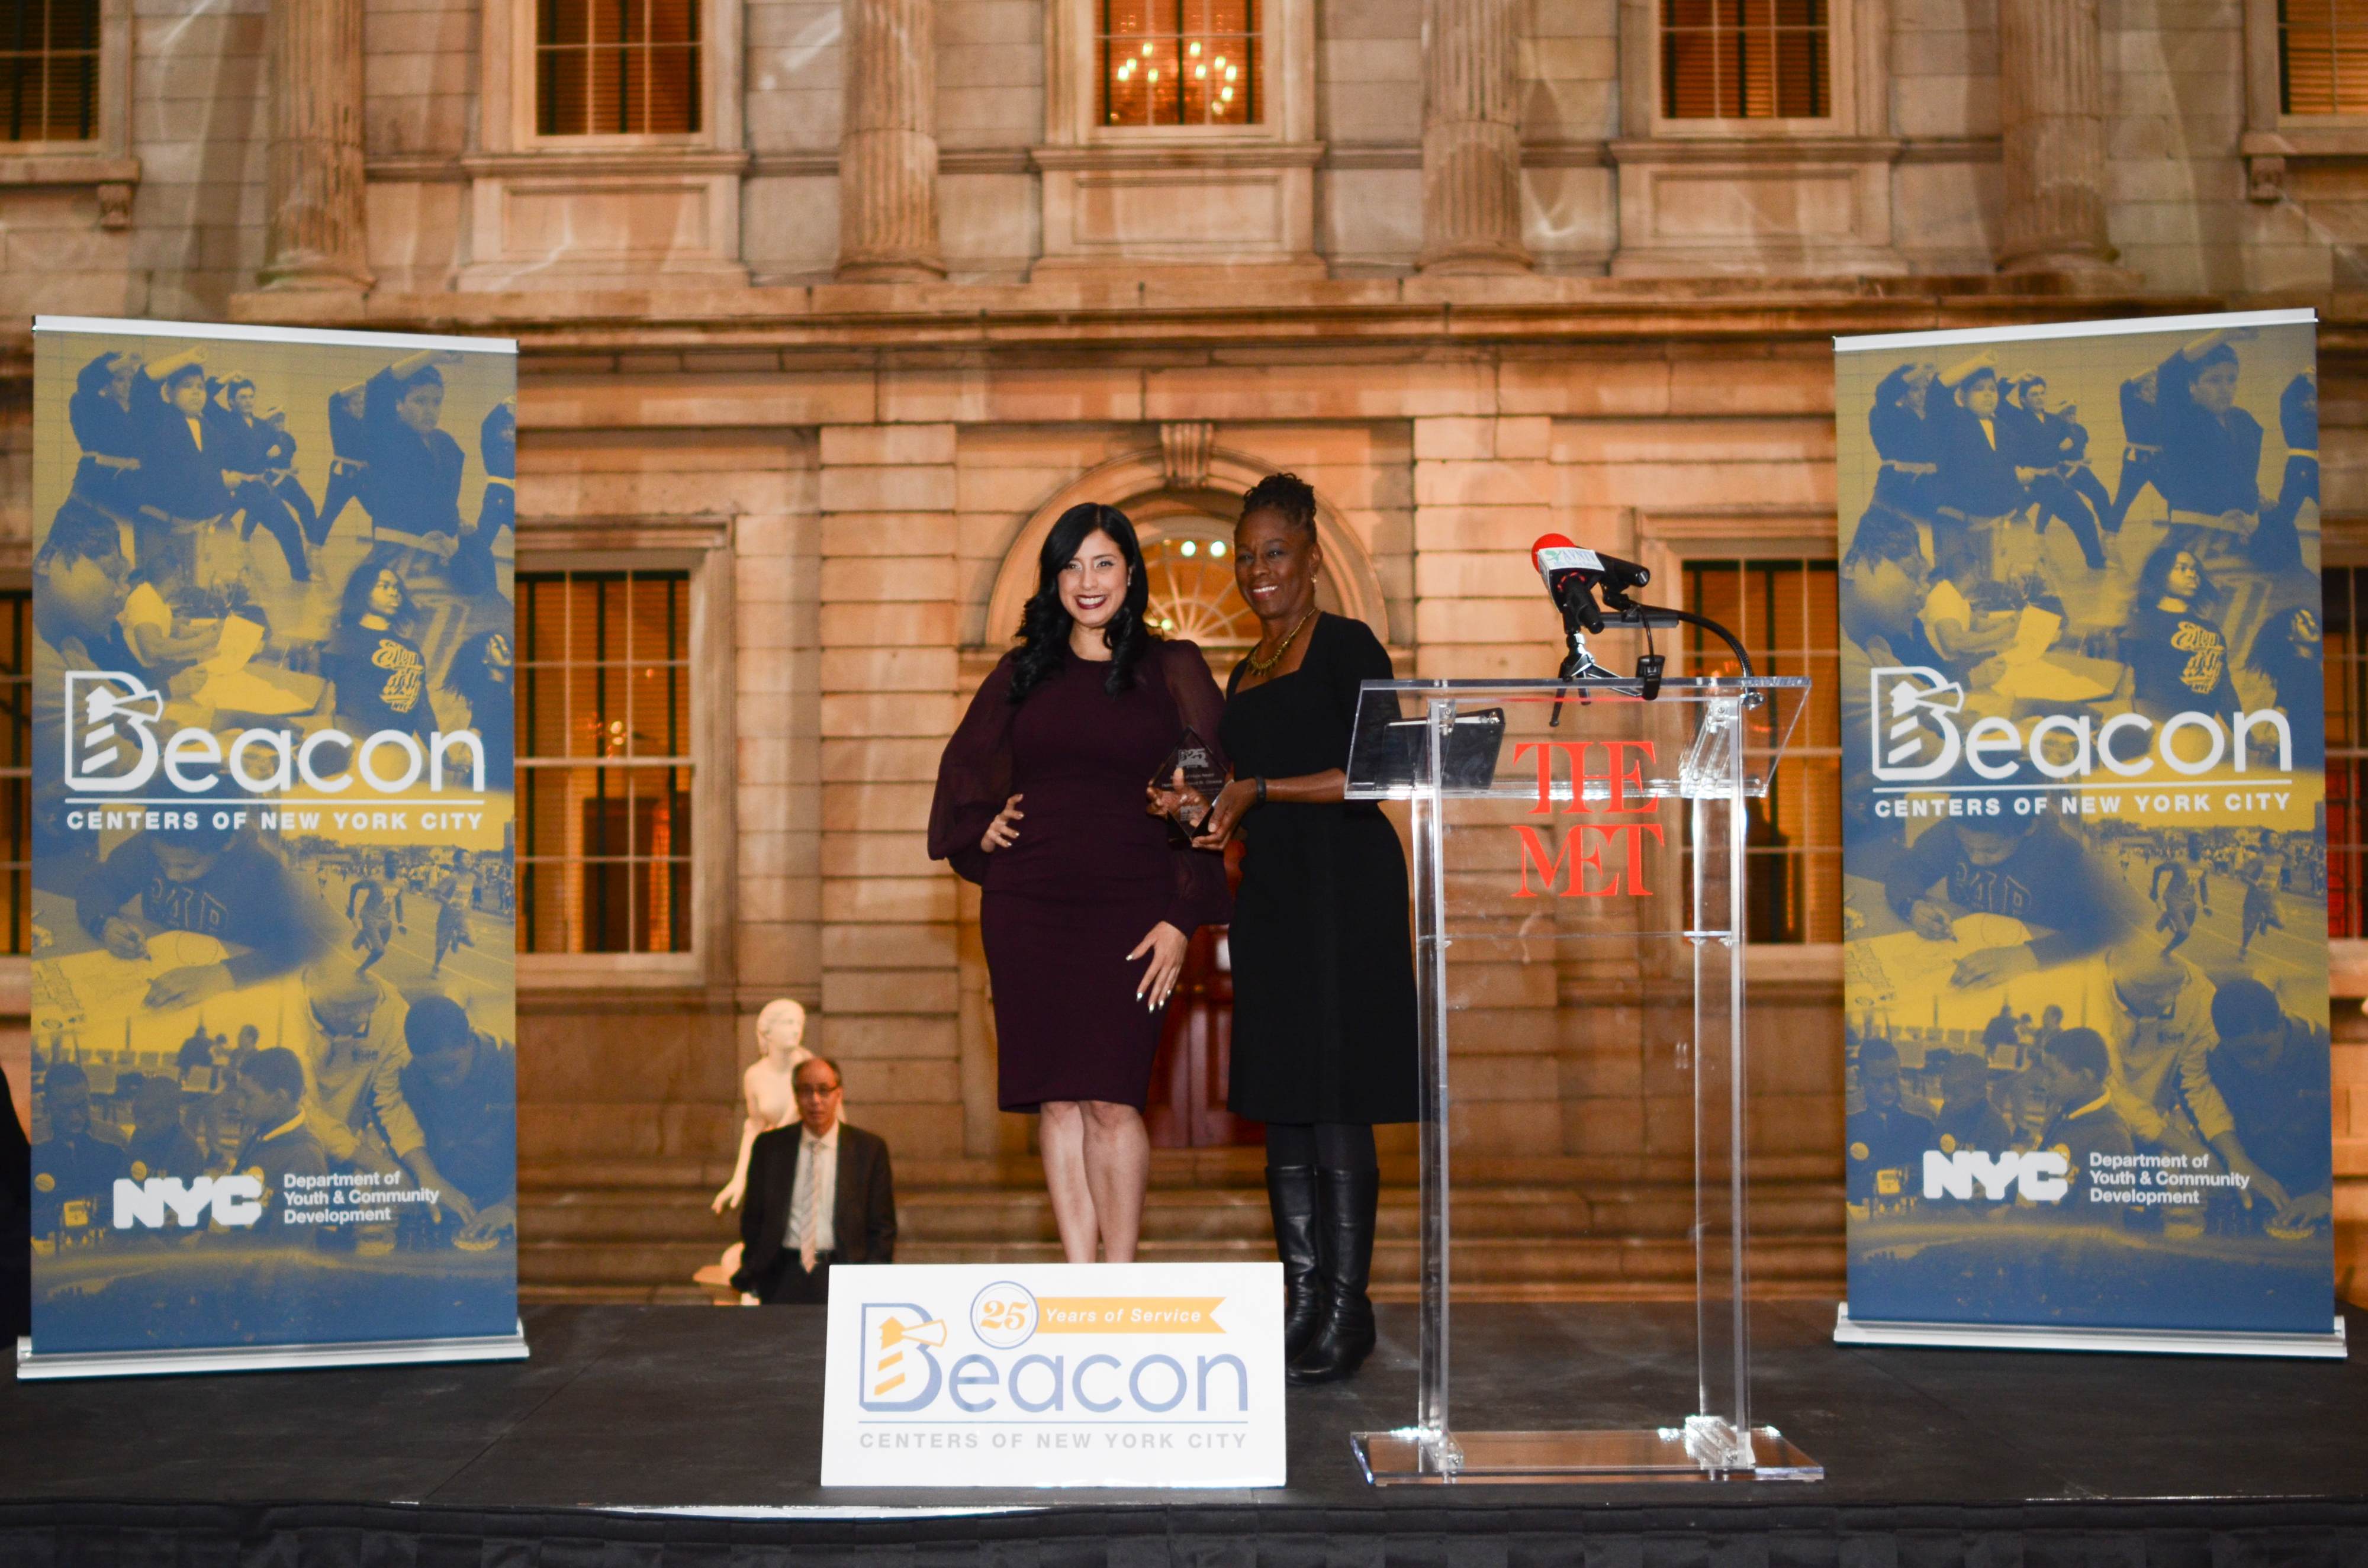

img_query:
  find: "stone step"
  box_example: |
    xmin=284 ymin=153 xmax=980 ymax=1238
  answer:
xmin=514 ymin=1154 xmax=1847 ymax=1301
xmin=517 ymin=1234 xmax=1843 ymax=1295
xmin=517 ymin=1181 xmax=1842 ymax=1248
xmin=519 ymin=1151 xmax=1842 ymax=1193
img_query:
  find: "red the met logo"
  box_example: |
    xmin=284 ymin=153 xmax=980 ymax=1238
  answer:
xmin=1509 ymin=740 xmax=1664 ymax=898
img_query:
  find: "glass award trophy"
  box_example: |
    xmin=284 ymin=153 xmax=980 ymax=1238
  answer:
xmin=1153 ymin=726 xmax=1229 ymax=843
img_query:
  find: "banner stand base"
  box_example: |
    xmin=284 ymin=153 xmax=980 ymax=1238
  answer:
xmin=1833 ymin=1305 xmax=2348 ymax=1360
xmin=15 ymin=1322 xmax=529 ymax=1382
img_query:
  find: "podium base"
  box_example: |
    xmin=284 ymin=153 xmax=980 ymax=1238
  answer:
xmin=1351 ymin=1426 xmax=1823 ymax=1485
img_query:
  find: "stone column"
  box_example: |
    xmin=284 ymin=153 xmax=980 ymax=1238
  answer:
xmin=258 ymin=0 xmax=372 ymax=297
xmin=1996 ymin=0 xmax=2114 ymax=273
xmin=838 ymin=0 xmax=945 ymax=281
xmin=1420 ymin=0 xmax=1530 ymax=275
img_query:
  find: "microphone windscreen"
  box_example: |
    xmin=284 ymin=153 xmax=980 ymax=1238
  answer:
xmin=1533 ymin=535 xmax=1604 ymax=579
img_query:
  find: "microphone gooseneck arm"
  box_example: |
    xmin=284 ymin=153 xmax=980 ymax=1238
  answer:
xmin=1608 ymin=602 xmax=1757 ymax=681
xmin=1534 ymin=538 xmax=1753 ymax=710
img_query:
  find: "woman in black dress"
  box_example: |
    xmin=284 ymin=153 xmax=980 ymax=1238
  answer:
xmin=1163 ymin=473 xmax=1418 ymax=1384
xmin=930 ymin=504 xmax=1230 ymax=1264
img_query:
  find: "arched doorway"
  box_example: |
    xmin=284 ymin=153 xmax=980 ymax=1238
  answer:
xmin=967 ymin=450 xmax=1388 ymax=1149
xmin=1132 ymin=503 xmax=1258 ymax=1147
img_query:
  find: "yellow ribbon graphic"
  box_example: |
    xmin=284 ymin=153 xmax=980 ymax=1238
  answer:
xmin=1032 ymin=1297 xmax=1227 ymax=1334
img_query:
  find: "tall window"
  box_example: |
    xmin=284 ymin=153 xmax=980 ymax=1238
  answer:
xmin=518 ymin=570 xmax=694 ymax=955
xmin=1100 ymin=0 xmax=1259 ymax=127
xmin=536 ymin=0 xmax=700 ymax=137
xmin=2280 ymin=0 xmax=2368 ymax=113
xmin=1 ymin=0 xmax=97 ymax=142
xmin=1662 ymin=0 xmax=1829 ymax=119
xmin=1682 ymin=559 xmax=1841 ymax=944
xmin=0 ymin=590 xmax=25 ymax=955
xmin=2327 ymin=568 xmax=2367 ymax=936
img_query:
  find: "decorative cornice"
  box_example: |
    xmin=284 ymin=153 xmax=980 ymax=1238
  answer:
xmin=464 ymin=147 xmax=751 ymax=180
xmin=1896 ymin=136 xmax=2004 ymax=165
xmin=1031 ymin=140 xmax=1325 ymax=171
xmin=1608 ymin=136 xmax=1904 ymax=166
xmin=1323 ymin=143 xmax=1421 ymax=170
xmin=0 ymin=153 xmax=140 ymax=185
xmin=224 ymin=276 xmax=2230 ymax=356
xmin=515 ymin=513 xmax=735 ymax=551
xmin=366 ymin=137 xmax=2002 ymax=186
xmin=367 ymin=149 xmax=754 ymax=183
xmin=941 ymin=147 xmax=1035 ymax=175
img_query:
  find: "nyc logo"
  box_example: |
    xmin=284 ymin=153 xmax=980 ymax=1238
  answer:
xmin=1922 ymin=1149 xmax=2068 ymax=1203
xmin=112 ymin=1175 xmax=265 ymax=1228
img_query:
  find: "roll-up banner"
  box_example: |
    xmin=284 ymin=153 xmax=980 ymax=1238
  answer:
xmin=19 ymin=317 xmax=522 ymax=1379
xmin=1832 ymin=310 xmax=2344 ymax=1357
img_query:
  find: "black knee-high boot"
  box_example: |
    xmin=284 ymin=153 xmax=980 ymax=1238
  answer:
xmin=1265 ymin=1164 xmax=1325 ymax=1362
xmin=1288 ymin=1167 xmax=1378 ymax=1385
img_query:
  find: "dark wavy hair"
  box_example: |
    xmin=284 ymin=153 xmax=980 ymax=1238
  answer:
xmin=1240 ymin=472 xmax=1318 ymax=541
xmin=2134 ymin=540 xmax=2217 ymax=613
xmin=1009 ymin=503 xmax=1153 ymax=703
xmin=339 ymin=548 xmax=419 ymax=633
xmin=444 ymin=627 xmax=513 ymax=714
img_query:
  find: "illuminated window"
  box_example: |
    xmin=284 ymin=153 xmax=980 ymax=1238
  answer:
xmin=2326 ymin=568 xmax=2364 ymax=934
xmin=1662 ymin=0 xmax=1829 ymax=119
xmin=517 ymin=570 xmax=693 ymax=954
xmin=1 ymin=0 xmax=98 ymax=142
xmin=1142 ymin=528 xmax=1260 ymax=652
xmin=1682 ymin=559 xmax=1841 ymax=944
xmin=2280 ymin=0 xmax=2368 ymax=113
xmin=1101 ymin=0 xmax=1260 ymax=127
xmin=536 ymin=0 xmax=700 ymax=136
xmin=0 ymin=589 xmax=24 ymax=954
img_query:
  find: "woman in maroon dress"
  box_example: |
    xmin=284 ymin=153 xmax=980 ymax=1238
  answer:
xmin=929 ymin=504 xmax=1231 ymax=1263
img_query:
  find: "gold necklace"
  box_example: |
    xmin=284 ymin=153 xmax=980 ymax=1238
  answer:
xmin=1244 ymin=607 xmax=1318 ymax=676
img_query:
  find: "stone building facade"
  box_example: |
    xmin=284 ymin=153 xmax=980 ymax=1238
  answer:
xmin=0 ymin=0 xmax=2363 ymax=1299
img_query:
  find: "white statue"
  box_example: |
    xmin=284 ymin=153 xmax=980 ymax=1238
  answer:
xmin=710 ymin=999 xmax=814 ymax=1213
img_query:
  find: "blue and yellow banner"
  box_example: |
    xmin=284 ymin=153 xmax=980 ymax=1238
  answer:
xmin=22 ymin=318 xmax=519 ymax=1374
xmin=1835 ymin=311 xmax=2339 ymax=1347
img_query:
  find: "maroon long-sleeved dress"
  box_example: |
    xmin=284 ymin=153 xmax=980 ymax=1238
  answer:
xmin=929 ymin=639 xmax=1232 ymax=1111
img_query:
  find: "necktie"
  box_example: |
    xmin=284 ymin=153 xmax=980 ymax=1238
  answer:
xmin=800 ymin=1140 xmax=821 ymax=1273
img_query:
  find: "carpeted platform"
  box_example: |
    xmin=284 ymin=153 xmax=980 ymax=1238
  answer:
xmin=2 ymin=1300 xmax=2363 ymax=1564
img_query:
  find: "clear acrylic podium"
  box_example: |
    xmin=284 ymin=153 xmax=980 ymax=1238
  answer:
xmin=1344 ymin=675 xmax=1822 ymax=1485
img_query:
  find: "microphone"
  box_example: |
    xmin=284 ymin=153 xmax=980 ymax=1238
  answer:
xmin=1532 ymin=533 xmax=1652 ymax=633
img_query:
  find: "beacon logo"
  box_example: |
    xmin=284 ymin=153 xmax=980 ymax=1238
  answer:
xmin=858 ymin=1303 xmax=948 ymax=1412
xmin=65 ymin=672 xmax=164 ymax=793
xmin=1868 ymin=666 xmax=2293 ymax=785
xmin=1870 ymin=667 xmax=1965 ymax=783
xmin=62 ymin=669 xmax=488 ymax=796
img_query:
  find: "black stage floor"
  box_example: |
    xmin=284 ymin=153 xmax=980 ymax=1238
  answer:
xmin=4 ymin=1300 xmax=2365 ymax=1564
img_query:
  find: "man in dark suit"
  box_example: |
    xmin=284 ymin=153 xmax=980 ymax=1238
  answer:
xmin=731 ymin=1055 xmax=895 ymax=1304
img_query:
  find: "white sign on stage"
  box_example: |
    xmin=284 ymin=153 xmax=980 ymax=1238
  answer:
xmin=819 ymin=1262 xmax=1286 ymax=1487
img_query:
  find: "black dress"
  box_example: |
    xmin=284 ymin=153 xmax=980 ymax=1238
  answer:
xmin=929 ymin=640 xmax=1232 ymax=1112
xmin=1221 ymin=613 xmax=1420 ymax=1126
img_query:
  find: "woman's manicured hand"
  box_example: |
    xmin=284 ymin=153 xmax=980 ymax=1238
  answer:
xmin=980 ymin=793 xmax=1025 ymax=854
xmin=1130 ymin=920 xmax=1190 ymax=1009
